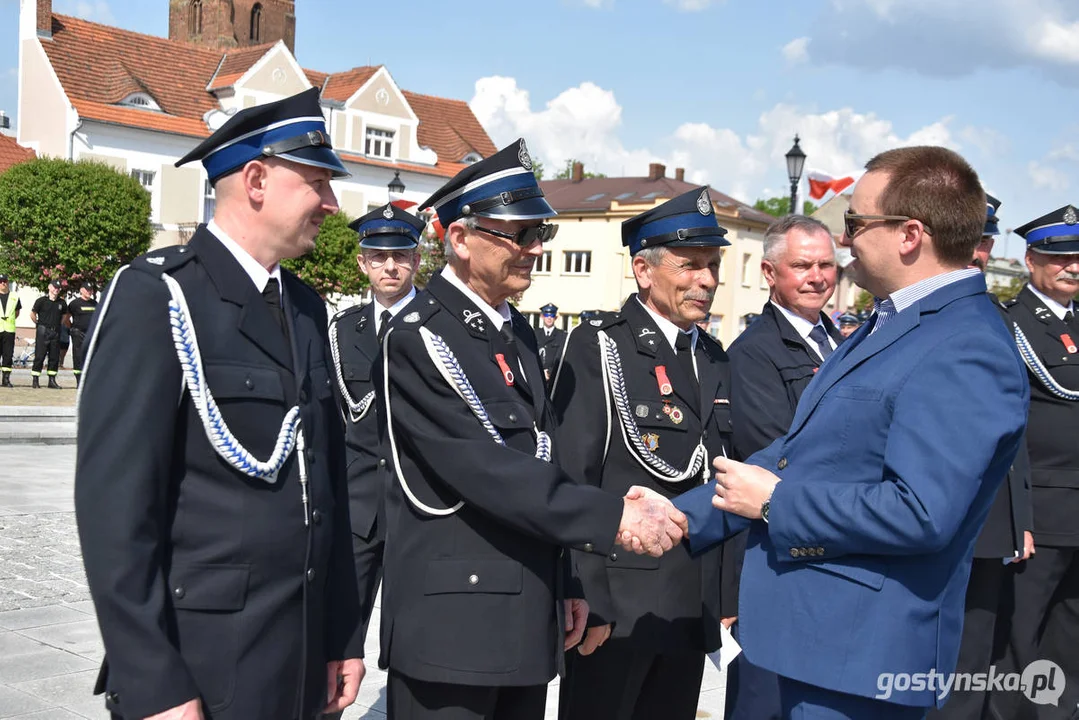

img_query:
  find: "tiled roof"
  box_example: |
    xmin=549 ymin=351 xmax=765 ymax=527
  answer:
xmin=0 ymin=135 xmax=36 ymax=174
xmin=38 ymin=15 xmax=493 ymax=177
xmin=541 ymin=176 xmax=775 ymax=226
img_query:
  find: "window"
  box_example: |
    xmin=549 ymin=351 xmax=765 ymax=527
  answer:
xmin=130 ymin=169 xmax=155 ymax=190
xmin=741 ymin=253 xmax=753 ymax=287
xmin=563 ymin=251 xmax=592 ymax=275
xmin=534 ymin=251 xmax=552 ymax=274
xmin=708 ymin=315 xmax=723 ymax=339
xmin=203 ymin=179 xmax=216 ymax=222
xmin=584 ymin=193 xmax=606 ymax=202
xmin=119 ymin=93 xmax=161 ymax=111
xmin=365 ymin=128 xmax=394 ymax=159
xmin=190 ymin=0 xmax=202 ymax=35
xmin=462 ymin=152 xmax=482 ymax=165
xmin=523 ymin=312 xmax=541 ymax=328
xmin=250 ymin=3 xmax=262 ymax=42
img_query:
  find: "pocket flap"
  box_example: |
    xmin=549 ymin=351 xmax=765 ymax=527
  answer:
xmin=483 ymin=400 xmax=534 ymax=430
xmin=805 ymin=559 xmax=885 ymax=590
xmin=205 ymin=364 xmax=284 ymax=403
xmin=170 ymin=564 xmax=250 ymax=610
xmin=605 ymin=550 xmax=661 ymax=570
xmin=424 ymin=559 xmax=523 ymax=595
xmin=341 ymin=361 xmax=371 ymax=384
xmin=831 ymin=385 xmax=882 ymax=402
xmin=629 ymin=399 xmax=689 ymax=432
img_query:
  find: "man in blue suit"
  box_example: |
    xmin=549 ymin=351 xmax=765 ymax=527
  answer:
xmin=660 ymin=146 xmax=1030 ymax=719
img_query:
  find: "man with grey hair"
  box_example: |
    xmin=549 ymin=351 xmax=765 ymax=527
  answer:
xmin=720 ymin=213 xmax=841 ymax=720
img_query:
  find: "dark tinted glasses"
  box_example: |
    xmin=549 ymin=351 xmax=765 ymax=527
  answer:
xmin=474 ymin=223 xmax=559 ymax=248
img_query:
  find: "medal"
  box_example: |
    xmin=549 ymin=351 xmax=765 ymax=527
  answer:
xmin=495 ymin=353 xmax=515 ymax=386
xmin=641 ymin=433 xmax=659 ymax=451
xmin=1061 ymin=333 xmax=1077 ymax=354
xmin=655 ymin=365 xmax=673 ymax=396
xmin=669 ymin=407 xmax=684 ymax=425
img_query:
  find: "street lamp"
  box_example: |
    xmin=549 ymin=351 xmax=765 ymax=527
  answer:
xmin=785 ymin=135 xmax=806 ymax=215
xmin=387 ymin=171 xmax=405 ymax=204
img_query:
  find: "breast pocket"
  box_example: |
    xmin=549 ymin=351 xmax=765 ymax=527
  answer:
xmin=630 ymin=398 xmax=689 ymax=433
xmin=484 ymin=399 xmax=537 ymax=444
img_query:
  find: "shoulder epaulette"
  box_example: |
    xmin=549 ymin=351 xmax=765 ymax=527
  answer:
xmin=330 ymin=303 xmax=366 ymax=325
xmin=390 ymin=292 xmax=440 ymax=331
xmin=129 ymin=246 xmax=196 ymax=275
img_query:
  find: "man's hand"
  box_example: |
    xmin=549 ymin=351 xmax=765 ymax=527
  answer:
xmin=145 ymin=699 xmax=204 ymax=720
xmin=712 ymin=456 xmax=780 ymax=519
xmin=564 ymin=598 xmax=589 ymax=650
xmin=720 ymin=616 xmax=737 ymax=630
xmin=1016 ymin=531 xmax=1036 ymax=563
xmin=578 ymin=624 xmax=612 ymax=656
xmin=616 ymin=486 xmax=687 ymax=557
xmin=323 ymin=658 xmax=365 ymax=714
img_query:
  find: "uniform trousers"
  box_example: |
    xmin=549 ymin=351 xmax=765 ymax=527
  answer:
xmin=71 ymin=328 xmax=89 ymax=374
xmin=386 ymin=670 xmax=546 ymax=720
xmin=0 ymin=331 xmax=14 ymax=371
xmin=31 ymin=325 xmax=60 ymax=375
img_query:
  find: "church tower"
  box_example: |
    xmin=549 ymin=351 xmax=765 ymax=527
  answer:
xmin=169 ymin=0 xmax=296 ymax=53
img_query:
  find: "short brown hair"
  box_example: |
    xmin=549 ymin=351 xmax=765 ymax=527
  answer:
xmin=864 ymin=146 xmax=984 ymax=266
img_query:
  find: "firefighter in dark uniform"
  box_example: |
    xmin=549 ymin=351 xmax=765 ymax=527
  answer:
xmin=537 ymin=302 xmax=567 ymax=385
xmin=994 ymin=204 xmax=1079 ymax=720
xmin=0 ymin=273 xmax=20 ymax=387
xmin=327 ymin=203 xmax=425 ymax=688
xmin=74 ymin=89 xmax=363 ymax=720
xmin=30 ymin=279 xmax=68 ymax=388
xmin=930 ymin=194 xmax=1034 ymax=720
xmin=66 ymin=281 xmax=98 ymax=387
xmin=554 ymin=187 xmax=734 ymax=720
xmin=374 ymin=139 xmax=687 ymax=720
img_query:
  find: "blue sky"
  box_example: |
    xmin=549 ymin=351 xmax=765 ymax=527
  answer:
xmin=2 ymin=0 xmax=1077 ymax=260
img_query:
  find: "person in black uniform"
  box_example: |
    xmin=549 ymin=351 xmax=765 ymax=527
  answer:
xmin=717 ymin=214 xmax=840 ymax=720
xmin=553 ymin=187 xmax=735 ymax=720
xmin=537 ymin=302 xmax=566 ymax=384
xmin=67 ymin=282 xmax=98 ymax=387
xmin=327 ymin=202 xmax=425 ymax=703
xmin=994 ymin=204 xmax=1079 ymax=720
xmin=74 ymin=89 xmax=363 ymax=720
xmin=929 ymin=194 xmax=1034 ymax=720
xmin=0 ymin=273 xmax=20 ymax=388
xmin=373 ymin=139 xmax=687 ymax=720
xmin=29 ymin=279 xmax=68 ymax=388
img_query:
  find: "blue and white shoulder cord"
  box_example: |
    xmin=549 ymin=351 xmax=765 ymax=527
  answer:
xmin=328 ymin=313 xmax=376 ymax=423
xmin=381 ymin=326 xmax=552 ymax=517
xmin=1014 ymin=323 xmax=1079 ymax=402
xmin=78 ymin=267 xmax=312 ymax=525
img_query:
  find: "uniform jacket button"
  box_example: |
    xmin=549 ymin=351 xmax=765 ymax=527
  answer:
xmin=816 ymin=547 xmax=825 ymax=556
xmin=244 ymin=377 xmax=254 ymax=390
xmin=468 ymin=574 xmax=479 ymax=585
xmin=379 ymin=458 xmax=387 ymax=468
xmin=609 ymin=552 xmax=618 ymax=561
xmin=508 ymin=413 xmax=517 ymax=423
xmin=311 ymin=509 xmax=322 ymax=525
xmin=325 ymin=377 xmax=332 ymax=387
xmin=106 ymin=691 xmax=120 ymax=704
xmin=778 ymin=457 xmax=788 ymax=470
xmin=583 ymin=543 xmax=594 ymax=553
xmin=306 ymin=568 xmax=316 ymax=582
xmin=789 ymin=548 xmax=799 ymax=558
xmin=173 ymin=586 xmax=185 ymax=599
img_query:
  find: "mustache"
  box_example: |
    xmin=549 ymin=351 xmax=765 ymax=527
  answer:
xmin=1057 ymin=271 xmax=1079 ymax=281
xmin=684 ymin=292 xmax=715 ymax=303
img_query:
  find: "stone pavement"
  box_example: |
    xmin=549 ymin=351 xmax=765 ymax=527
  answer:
xmin=0 ymin=443 xmax=727 ymax=719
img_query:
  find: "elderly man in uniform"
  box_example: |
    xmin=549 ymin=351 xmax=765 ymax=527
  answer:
xmin=0 ymin=273 xmax=20 ymax=387
xmin=719 ymin=214 xmax=840 ymax=720
xmin=75 ymin=88 xmax=363 ymax=720
xmin=537 ymin=302 xmax=566 ymax=384
xmin=328 ymin=202 xmax=424 ymax=689
xmin=994 ymin=204 xmax=1079 ymax=720
xmin=30 ymin=279 xmax=68 ymax=388
xmin=373 ymin=139 xmax=686 ymax=720
xmin=552 ymin=187 xmax=735 ymax=720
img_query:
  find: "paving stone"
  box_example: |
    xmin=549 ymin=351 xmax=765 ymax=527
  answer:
xmin=0 ymin=648 xmax=97 ymax=685
xmin=0 ymin=606 xmax=88 ymax=631
xmin=17 ymin=620 xmax=103 ymax=659
xmin=5 ymin=708 xmax=87 ymax=720
xmin=0 ymin=685 xmax=51 ymax=718
xmin=11 ymin=669 xmax=100 ymax=711
xmin=0 ymin=631 xmax=48 ymax=658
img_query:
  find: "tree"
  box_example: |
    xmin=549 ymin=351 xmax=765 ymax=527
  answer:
xmin=854 ymin=289 xmax=875 ymax=313
xmin=281 ymin=211 xmax=367 ymax=300
xmin=753 ymin=196 xmax=818 ymax=217
xmin=414 ymin=221 xmax=447 ymax=288
xmin=531 ymin=159 xmax=545 ymax=182
xmin=991 ymin=275 xmax=1026 ymax=304
xmin=554 ymin=158 xmax=606 ymax=180
xmin=0 ymin=158 xmax=153 ymax=291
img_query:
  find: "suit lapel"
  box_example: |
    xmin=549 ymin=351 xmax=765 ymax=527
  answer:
xmin=1018 ymin=286 xmax=1071 ymax=347
xmin=770 ymin=302 xmax=819 ymax=360
xmin=354 ymin=304 xmax=380 ymax=362
xmin=281 ymin=273 xmax=308 ymax=383
xmin=512 ymin=314 xmax=546 ymax=420
xmin=697 ymin=340 xmax=724 ymax=423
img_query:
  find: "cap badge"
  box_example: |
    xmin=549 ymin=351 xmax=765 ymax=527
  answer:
xmin=635 ymin=404 xmax=649 ymax=418
xmin=518 ymin=139 xmax=533 ymax=171
xmin=1065 ymin=206 xmax=1078 ymax=225
xmin=383 ymin=205 xmax=395 ymax=220
xmin=697 ymin=189 xmax=712 ymax=216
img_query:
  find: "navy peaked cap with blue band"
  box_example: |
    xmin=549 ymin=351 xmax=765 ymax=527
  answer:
xmin=349 ymin=204 xmax=424 ymax=250
xmin=421 ymin=139 xmax=555 ymax=227
xmin=1015 ymin=205 xmax=1079 ymax=255
xmin=540 ymin=303 xmax=558 ymax=315
xmin=176 ymin=88 xmax=349 ymax=182
xmin=984 ymin=194 xmax=1001 ymax=237
xmin=622 ymin=186 xmax=731 ymax=255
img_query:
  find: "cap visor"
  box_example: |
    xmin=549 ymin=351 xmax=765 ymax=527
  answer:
xmin=475 ymin=196 xmax=557 ymax=222
xmin=359 ymin=235 xmax=419 ymax=250
xmin=666 ymin=234 xmax=732 ymax=249
xmin=1030 ymin=239 xmax=1079 ymax=255
xmin=280 ymin=146 xmax=351 ymax=179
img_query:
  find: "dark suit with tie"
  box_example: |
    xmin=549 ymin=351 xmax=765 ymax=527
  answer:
xmin=552 ymin=296 xmax=733 ymax=720
xmin=721 ymin=301 xmax=842 ymax=720
xmin=74 ymin=228 xmax=359 ymax=720
xmin=374 ymin=271 xmax=625 ymax=719
xmin=537 ymin=324 xmax=567 ymax=384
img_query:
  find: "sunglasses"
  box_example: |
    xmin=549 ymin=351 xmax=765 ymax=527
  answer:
xmin=843 ymin=212 xmax=933 ymax=239
xmin=474 ymin=222 xmax=559 ymax=248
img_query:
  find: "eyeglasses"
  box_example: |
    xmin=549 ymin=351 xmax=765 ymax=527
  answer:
xmin=844 ymin=212 xmax=933 ymax=239
xmin=474 ymin=223 xmax=559 ymax=248
xmin=362 ymin=250 xmax=415 ymax=268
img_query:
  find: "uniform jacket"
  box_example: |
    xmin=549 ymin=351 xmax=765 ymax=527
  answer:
xmin=75 ymin=227 xmax=359 ymax=720
xmin=676 ymin=274 xmax=1029 ymax=708
xmin=1006 ymin=285 xmax=1079 ymax=547
xmin=537 ymin=325 xmax=567 ymax=383
xmin=551 ymin=296 xmax=733 ymax=653
xmin=374 ymin=271 xmax=625 ymax=687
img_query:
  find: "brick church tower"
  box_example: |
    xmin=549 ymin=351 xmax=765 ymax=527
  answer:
xmin=169 ymin=0 xmax=296 ymax=53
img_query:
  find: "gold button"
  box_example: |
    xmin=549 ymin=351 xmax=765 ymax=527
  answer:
xmin=790 ymin=548 xmax=799 ymax=558
xmin=816 ymin=547 xmax=824 ymax=556
xmin=468 ymin=574 xmax=479 ymax=585
xmin=778 ymin=457 xmax=788 ymax=470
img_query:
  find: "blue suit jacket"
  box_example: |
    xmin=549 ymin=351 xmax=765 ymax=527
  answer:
xmin=675 ymin=274 xmax=1029 ymax=708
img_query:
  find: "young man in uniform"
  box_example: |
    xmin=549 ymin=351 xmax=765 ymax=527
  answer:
xmin=66 ymin=282 xmax=98 ymax=387
xmin=30 ymin=279 xmax=68 ymax=388
xmin=536 ymin=302 xmax=566 ymax=384
xmin=0 ymin=273 xmax=20 ymax=387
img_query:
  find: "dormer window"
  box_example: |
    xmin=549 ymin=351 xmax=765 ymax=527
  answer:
xmin=462 ymin=152 xmax=483 ymax=165
xmin=365 ymin=128 xmax=394 ymax=159
xmin=119 ymin=93 xmax=162 ymax=111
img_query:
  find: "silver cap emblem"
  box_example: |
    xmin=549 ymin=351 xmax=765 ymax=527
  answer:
xmin=518 ymin=139 xmax=533 ymax=171
xmin=697 ymin=189 xmax=712 ymax=216
xmin=1065 ymin=206 xmax=1077 ymax=225
xmin=383 ymin=205 xmax=395 ymax=220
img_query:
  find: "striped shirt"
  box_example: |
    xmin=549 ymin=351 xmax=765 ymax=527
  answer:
xmin=870 ymin=268 xmax=982 ymax=335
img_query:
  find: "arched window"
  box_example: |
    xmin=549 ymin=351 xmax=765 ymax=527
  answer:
xmin=190 ymin=0 xmax=203 ymax=35
xmin=250 ymin=3 xmax=262 ymax=43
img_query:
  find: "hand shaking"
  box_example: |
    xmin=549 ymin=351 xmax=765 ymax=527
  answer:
xmin=616 ymin=486 xmax=688 ymax=556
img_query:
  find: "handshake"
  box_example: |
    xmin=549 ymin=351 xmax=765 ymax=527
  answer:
xmin=615 ymin=486 xmax=688 ymax=557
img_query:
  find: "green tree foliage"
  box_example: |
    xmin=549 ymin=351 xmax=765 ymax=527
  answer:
xmin=991 ymin=275 xmax=1026 ymax=304
xmin=282 ymin=211 xmax=367 ymax=299
xmin=854 ymin=289 xmax=875 ymax=313
xmin=0 ymin=158 xmax=153 ymax=291
xmin=531 ymin=159 xmax=545 ymax=181
xmin=554 ymin=158 xmax=606 ymax=180
xmin=753 ymin=196 xmax=818 ymax=217
xmin=414 ymin=221 xmax=447 ymax=288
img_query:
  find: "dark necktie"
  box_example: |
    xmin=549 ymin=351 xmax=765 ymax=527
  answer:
xmin=675 ymin=331 xmax=698 ymax=390
xmin=808 ymin=324 xmax=833 ymax=362
xmin=262 ymin=279 xmax=289 ymax=342
xmin=1065 ymin=309 xmax=1074 ymax=326
xmin=377 ymin=309 xmax=392 ymax=343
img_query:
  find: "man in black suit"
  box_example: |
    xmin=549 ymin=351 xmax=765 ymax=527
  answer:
xmin=374 ymin=139 xmax=687 ymax=720
xmin=537 ymin=302 xmax=566 ymax=384
xmin=74 ymin=89 xmax=363 ymax=720
xmin=553 ymin=187 xmax=735 ymax=720
xmin=994 ymin=205 xmax=1079 ymax=720
xmin=720 ymin=214 xmax=840 ymax=720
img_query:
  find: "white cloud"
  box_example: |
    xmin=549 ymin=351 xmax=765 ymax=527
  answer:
xmin=1047 ymin=143 xmax=1079 ymax=162
xmin=782 ymin=37 xmax=810 ymax=64
xmin=662 ymin=0 xmax=719 ymax=10
xmin=54 ymin=0 xmax=115 ymax=23
xmin=1028 ymin=161 xmax=1069 ymax=191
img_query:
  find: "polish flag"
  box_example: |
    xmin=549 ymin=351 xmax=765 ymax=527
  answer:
xmin=806 ymin=170 xmax=855 ymax=201
xmin=390 ymin=198 xmax=417 ymax=211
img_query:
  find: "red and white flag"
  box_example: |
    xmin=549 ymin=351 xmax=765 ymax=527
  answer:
xmin=806 ymin=170 xmax=855 ymax=201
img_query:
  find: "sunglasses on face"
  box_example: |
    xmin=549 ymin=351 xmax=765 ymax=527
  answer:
xmin=843 ymin=212 xmax=933 ymax=239
xmin=474 ymin=222 xmax=559 ymax=248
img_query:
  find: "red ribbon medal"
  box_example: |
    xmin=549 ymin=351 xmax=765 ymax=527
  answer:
xmin=1062 ymin=334 xmax=1077 ymax=354
xmin=655 ymin=365 xmax=673 ymax=396
xmin=495 ymin=353 xmax=515 ymax=386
